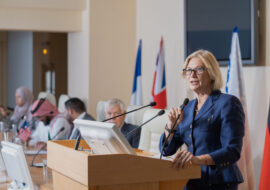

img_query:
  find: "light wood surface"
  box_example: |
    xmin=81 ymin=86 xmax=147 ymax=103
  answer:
xmin=48 ymin=140 xmax=201 ymax=190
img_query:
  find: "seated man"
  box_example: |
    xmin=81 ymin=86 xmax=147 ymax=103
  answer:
xmin=31 ymin=99 xmax=71 ymax=141
xmin=65 ymin=97 xmax=95 ymax=139
xmin=104 ymin=98 xmax=141 ymax=148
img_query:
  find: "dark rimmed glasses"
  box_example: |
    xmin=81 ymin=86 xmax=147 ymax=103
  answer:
xmin=182 ymin=67 xmax=206 ymax=76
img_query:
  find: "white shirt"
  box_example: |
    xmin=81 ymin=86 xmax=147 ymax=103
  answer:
xmin=29 ymin=121 xmax=49 ymax=146
xmin=49 ymin=115 xmax=71 ymax=140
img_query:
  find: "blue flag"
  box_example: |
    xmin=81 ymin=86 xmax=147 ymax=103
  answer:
xmin=130 ymin=40 xmax=143 ymax=106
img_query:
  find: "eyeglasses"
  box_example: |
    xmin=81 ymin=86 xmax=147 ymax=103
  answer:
xmin=182 ymin=67 xmax=206 ymax=76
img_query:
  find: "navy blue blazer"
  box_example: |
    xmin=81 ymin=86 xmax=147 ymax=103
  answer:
xmin=121 ymin=122 xmax=141 ymax=148
xmin=159 ymin=90 xmax=245 ymax=185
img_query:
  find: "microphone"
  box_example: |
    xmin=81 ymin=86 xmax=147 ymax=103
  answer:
xmin=160 ymin=98 xmax=189 ymax=159
xmin=102 ymin=102 xmax=156 ymax=122
xmin=74 ymin=133 xmax=81 ymax=150
xmin=30 ymin=127 xmax=65 ymax=167
xmin=125 ymin=109 xmax=165 ymax=138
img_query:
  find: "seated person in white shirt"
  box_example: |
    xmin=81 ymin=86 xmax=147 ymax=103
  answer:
xmin=65 ymin=98 xmax=95 ymax=139
xmin=31 ymin=99 xmax=71 ymax=141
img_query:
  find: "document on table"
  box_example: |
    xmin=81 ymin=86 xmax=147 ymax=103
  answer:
xmin=24 ymin=150 xmax=47 ymax=155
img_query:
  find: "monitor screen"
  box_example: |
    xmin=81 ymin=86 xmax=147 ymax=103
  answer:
xmin=74 ymin=119 xmax=136 ymax=155
xmin=184 ymin=0 xmax=258 ymax=65
xmin=1 ymin=141 xmax=35 ymax=190
xmin=0 ymin=146 xmax=7 ymax=183
xmin=0 ymin=149 xmax=5 ymax=172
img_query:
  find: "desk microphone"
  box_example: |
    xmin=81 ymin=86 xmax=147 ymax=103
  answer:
xmin=74 ymin=133 xmax=81 ymax=150
xmin=30 ymin=127 xmax=65 ymax=167
xmin=125 ymin=109 xmax=165 ymax=138
xmin=102 ymin=102 xmax=156 ymax=122
xmin=160 ymin=98 xmax=189 ymax=159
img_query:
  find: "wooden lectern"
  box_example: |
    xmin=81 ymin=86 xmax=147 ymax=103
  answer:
xmin=47 ymin=140 xmax=200 ymax=190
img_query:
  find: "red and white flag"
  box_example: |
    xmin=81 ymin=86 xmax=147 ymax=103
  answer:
xmin=151 ymin=37 xmax=167 ymax=109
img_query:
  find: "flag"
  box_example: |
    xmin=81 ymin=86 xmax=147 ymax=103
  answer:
xmin=152 ymin=37 xmax=167 ymax=109
xmin=18 ymin=120 xmax=31 ymax=142
xmin=131 ymin=40 xmax=143 ymax=106
xmin=259 ymin=105 xmax=270 ymax=190
xmin=226 ymin=27 xmax=255 ymax=190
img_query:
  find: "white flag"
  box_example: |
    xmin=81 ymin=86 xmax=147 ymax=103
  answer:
xmin=226 ymin=27 xmax=255 ymax=190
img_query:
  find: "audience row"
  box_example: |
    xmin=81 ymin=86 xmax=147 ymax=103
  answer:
xmin=0 ymin=87 xmax=141 ymax=149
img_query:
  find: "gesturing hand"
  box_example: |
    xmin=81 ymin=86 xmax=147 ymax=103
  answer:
xmin=172 ymin=150 xmax=194 ymax=169
xmin=165 ymin=108 xmax=183 ymax=135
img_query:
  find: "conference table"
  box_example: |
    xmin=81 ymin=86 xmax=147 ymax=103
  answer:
xmin=0 ymin=133 xmax=53 ymax=190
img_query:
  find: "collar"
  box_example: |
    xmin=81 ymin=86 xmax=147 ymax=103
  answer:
xmin=194 ymin=90 xmax=221 ymax=121
xmin=77 ymin=112 xmax=86 ymax=119
xmin=118 ymin=121 xmax=125 ymax=130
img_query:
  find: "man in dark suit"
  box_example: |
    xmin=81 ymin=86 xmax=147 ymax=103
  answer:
xmin=104 ymin=98 xmax=141 ymax=148
xmin=65 ymin=98 xmax=95 ymax=139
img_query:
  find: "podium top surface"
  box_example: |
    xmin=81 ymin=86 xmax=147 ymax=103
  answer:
xmin=47 ymin=140 xmax=201 ymax=186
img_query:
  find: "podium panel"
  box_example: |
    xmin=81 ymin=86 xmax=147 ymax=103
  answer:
xmin=47 ymin=140 xmax=200 ymax=190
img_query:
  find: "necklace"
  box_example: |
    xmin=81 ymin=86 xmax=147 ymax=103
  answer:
xmin=194 ymin=104 xmax=199 ymax=116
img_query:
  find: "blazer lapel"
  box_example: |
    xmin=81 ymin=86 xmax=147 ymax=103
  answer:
xmin=194 ymin=90 xmax=220 ymax=121
xmin=120 ymin=123 xmax=128 ymax=135
xmin=182 ymin=100 xmax=197 ymax=127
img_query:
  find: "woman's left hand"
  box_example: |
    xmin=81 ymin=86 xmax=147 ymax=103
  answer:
xmin=172 ymin=150 xmax=214 ymax=169
xmin=172 ymin=150 xmax=194 ymax=169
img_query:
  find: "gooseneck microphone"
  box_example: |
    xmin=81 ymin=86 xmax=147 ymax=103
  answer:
xmin=126 ymin=109 xmax=165 ymax=138
xmin=102 ymin=102 xmax=156 ymax=122
xmin=30 ymin=127 xmax=65 ymax=167
xmin=160 ymin=98 xmax=189 ymax=159
xmin=74 ymin=133 xmax=81 ymax=150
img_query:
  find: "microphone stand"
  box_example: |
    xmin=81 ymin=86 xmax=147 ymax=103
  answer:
xmin=74 ymin=134 xmax=81 ymax=150
xmin=160 ymin=115 xmax=180 ymax=159
xmin=102 ymin=102 xmax=156 ymax=122
xmin=160 ymin=98 xmax=189 ymax=159
xmin=30 ymin=143 xmax=47 ymax=167
xmin=30 ymin=127 xmax=65 ymax=167
xmin=125 ymin=110 xmax=165 ymax=138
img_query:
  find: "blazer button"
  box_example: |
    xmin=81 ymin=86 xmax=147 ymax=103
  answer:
xmin=190 ymin=125 xmax=192 ymax=128
xmin=189 ymin=134 xmax=192 ymax=138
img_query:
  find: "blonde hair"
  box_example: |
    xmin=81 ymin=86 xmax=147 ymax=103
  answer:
xmin=182 ymin=49 xmax=223 ymax=90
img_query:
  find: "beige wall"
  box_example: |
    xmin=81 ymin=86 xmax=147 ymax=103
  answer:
xmin=89 ymin=0 xmax=136 ymax=117
xmin=0 ymin=0 xmax=86 ymax=32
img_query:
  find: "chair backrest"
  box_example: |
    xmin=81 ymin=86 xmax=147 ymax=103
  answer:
xmin=37 ymin=92 xmax=56 ymax=106
xmin=58 ymin=94 xmax=70 ymax=113
xmin=125 ymin=105 xmax=149 ymax=126
xmin=138 ymin=109 xmax=169 ymax=154
xmin=96 ymin=101 xmax=106 ymax=121
xmin=96 ymin=101 xmax=147 ymax=126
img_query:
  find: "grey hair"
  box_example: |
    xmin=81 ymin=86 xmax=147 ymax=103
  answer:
xmin=104 ymin=98 xmax=126 ymax=113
